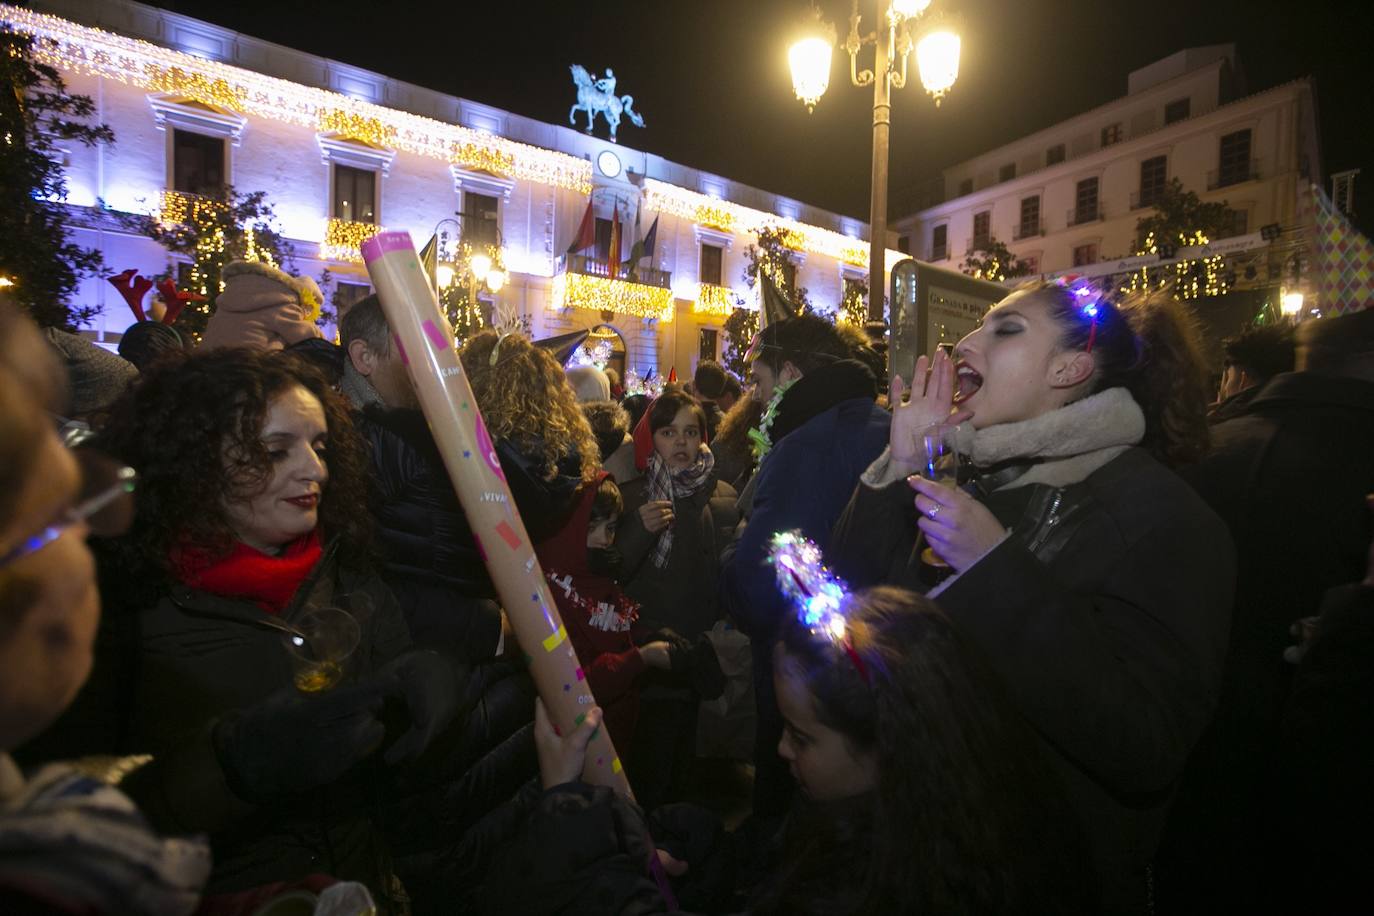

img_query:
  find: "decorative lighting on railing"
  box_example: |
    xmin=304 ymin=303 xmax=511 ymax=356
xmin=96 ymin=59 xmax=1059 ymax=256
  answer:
xmin=321 ymin=218 xmax=382 ymax=262
xmin=550 ymin=272 xmax=674 ymax=322
xmin=694 ymin=283 xmax=742 ymax=317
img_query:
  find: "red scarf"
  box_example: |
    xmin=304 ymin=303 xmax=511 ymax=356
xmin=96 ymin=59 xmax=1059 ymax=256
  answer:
xmin=174 ymin=530 xmax=323 ymax=615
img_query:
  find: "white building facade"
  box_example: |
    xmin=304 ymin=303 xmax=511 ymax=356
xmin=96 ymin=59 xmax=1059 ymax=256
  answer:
xmin=8 ymin=0 xmax=900 ymax=376
xmin=893 ymin=46 xmax=1321 ymax=281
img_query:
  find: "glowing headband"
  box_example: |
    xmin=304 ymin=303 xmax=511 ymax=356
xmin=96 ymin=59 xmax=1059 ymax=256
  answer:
xmin=769 ymin=530 xmax=870 ymax=683
xmin=1055 ymin=275 xmax=1104 ymax=354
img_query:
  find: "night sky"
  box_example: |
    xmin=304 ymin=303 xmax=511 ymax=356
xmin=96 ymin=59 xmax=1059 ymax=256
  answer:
xmin=150 ymin=0 xmax=1373 ymax=233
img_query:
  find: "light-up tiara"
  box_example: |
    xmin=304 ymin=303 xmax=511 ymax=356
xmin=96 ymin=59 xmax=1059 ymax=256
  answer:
xmin=769 ymin=530 xmax=870 ymax=683
xmin=1055 ymin=275 xmax=1104 ymax=353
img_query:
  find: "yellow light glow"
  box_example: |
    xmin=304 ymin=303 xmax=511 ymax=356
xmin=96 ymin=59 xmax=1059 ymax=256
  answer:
xmin=435 ymin=263 xmax=456 ymax=289
xmin=891 ymin=0 xmax=932 ymax=19
xmin=469 ymin=253 xmax=493 ymax=283
xmin=317 ymin=108 xmax=396 ymax=146
xmin=550 ymin=272 xmax=674 ymax=322
xmin=694 ymin=283 xmax=738 ymax=317
xmin=485 ymin=267 xmax=507 ymax=293
xmin=1281 ymin=290 xmax=1304 ymax=316
xmin=790 ymin=36 xmax=833 ymax=112
xmin=321 ymin=218 xmax=382 ymax=263
xmin=0 ymin=276 xmax=14 ymax=288
xmin=916 ymin=30 xmax=960 ymax=103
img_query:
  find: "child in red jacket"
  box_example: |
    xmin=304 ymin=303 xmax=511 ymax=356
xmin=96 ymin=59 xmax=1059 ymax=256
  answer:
xmin=535 ymin=474 xmax=672 ymax=751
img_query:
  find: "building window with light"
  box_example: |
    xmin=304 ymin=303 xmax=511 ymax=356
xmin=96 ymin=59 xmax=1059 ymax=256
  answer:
xmin=700 ymin=244 xmax=723 ymax=286
xmin=1046 ymin=143 xmax=1066 ymax=166
xmin=780 ymin=259 xmax=797 ymax=293
xmin=463 ymin=192 xmax=499 ymax=248
xmin=1101 ymin=123 xmax=1123 ymax=146
xmin=698 ymin=328 xmax=719 ymax=362
xmin=1072 ymin=243 xmax=1098 ymax=266
xmin=594 ymin=218 xmax=612 ymax=264
xmin=972 ymin=210 xmax=991 ymax=249
xmin=1164 ymin=98 xmax=1190 ymax=124
xmin=333 ymin=165 xmax=377 ymax=224
xmin=931 ymin=224 xmax=948 ymax=261
xmin=172 ymin=129 xmax=225 ymax=197
xmin=1216 ymin=129 xmax=1253 ymax=188
xmin=1018 ymin=196 xmax=1041 ymax=239
xmin=1074 ymin=177 xmax=1099 ymax=225
xmin=1138 ymin=156 xmax=1168 ymax=209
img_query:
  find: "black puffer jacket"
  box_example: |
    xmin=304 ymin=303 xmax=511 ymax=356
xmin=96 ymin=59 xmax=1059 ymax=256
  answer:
xmin=21 ymin=542 xmax=411 ymax=900
xmin=358 ymin=406 xmax=582 ymax=658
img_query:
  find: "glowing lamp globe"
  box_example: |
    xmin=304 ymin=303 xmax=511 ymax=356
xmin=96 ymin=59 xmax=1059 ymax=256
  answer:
xmin=485 ymin=267 xmax=507 ymax=293
xmin=916 ymin=30 xmax=961 ymax=104
xmin=1280 ymin=290 xmax=1305 ymax=317
xmin=790 ymin=35 xmax=833 ymax=112
xmin=890 ymin=0 xmax=932 ymax=19
xmin=435 ymin=263 xmax=456 ymax=289
xmin=469 ymin=253 xmax=493 ymax=283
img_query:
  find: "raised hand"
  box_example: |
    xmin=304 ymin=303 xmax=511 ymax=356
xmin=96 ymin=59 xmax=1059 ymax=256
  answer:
xmin=639 ymin=499 xmax=674 ymax=534
xmin=888 ymin=350 xmax=971 ymax=468
xmin=533 ymin=697 xmax=602 ymax=789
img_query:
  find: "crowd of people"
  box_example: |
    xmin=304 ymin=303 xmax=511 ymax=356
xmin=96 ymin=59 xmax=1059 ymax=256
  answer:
xmin=0 ymin=257 xmax=1371 ymax=916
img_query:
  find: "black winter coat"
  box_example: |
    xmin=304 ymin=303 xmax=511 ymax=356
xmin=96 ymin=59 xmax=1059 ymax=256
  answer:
xmin=358 ymin=406 xmax=581 ymax=659
xmin=20 ymin=542 xmax=410 ymax=898
xmin=831 ymin=448 xmax=1235 ymax=916
xmin=618 ymin=475 xmax=739 ymax=639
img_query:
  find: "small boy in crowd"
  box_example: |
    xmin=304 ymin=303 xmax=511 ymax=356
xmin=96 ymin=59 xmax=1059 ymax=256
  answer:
xmin=535 ymin=475 xmax=672 ymax=750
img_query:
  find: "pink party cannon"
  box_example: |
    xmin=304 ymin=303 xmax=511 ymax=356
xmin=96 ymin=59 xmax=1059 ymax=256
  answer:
xmin=361 ymin=231 xmax=630 ymax=796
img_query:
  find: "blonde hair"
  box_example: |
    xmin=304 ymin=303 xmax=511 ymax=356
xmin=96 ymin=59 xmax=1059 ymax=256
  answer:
xmin=459 ymin=331 xmax=600 ymax=483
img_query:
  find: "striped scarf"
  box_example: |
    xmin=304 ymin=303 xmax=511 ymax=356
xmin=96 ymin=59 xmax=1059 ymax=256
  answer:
xmin=645 ymin=444 xmax=715 ymax=569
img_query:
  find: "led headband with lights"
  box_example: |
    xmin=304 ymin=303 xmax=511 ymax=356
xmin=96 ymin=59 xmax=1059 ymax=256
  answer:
xmin=769 ymin=530 xmax=870 ymax=683
xmin=1055 ymin=275 xmax=1105 ymax=354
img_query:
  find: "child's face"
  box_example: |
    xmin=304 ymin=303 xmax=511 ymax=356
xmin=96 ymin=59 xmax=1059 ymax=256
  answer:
xmin=653 ymin=406 xmax=702 ymax=471
xmin=587 ymin=515 xmax=617 ymax=550
xmin=774 ymin=648 xmax=878 ymax=801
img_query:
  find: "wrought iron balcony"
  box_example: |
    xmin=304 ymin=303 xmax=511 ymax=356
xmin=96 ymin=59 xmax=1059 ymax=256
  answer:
xmin=557 ymin=253 xmax=672 ymax=290
xmin=1013 ymin=222 xmax=1044 ymax=240
xmin=1208 ymin=159 xmax=1260 ymax=190
xmin=1067 ymin=205 xmax=1103 ymax=227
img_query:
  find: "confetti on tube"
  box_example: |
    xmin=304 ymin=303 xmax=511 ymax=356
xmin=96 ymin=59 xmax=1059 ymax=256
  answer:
xmin=362 ymin=231 xmax=630 ymax=795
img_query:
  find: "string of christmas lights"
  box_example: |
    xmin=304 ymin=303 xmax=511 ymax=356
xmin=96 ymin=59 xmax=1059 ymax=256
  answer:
xmin=693 ymin=283 xmax=741 ymax=317
xmin=550 ymin=272 xmax=674 ymax=323
xmin=321 ymin=218 xmax=383 ymax=263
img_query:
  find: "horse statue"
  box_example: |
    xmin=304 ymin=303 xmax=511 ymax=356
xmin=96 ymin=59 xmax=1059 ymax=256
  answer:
xmin=569 ymin=65 xmax=645 ymax=143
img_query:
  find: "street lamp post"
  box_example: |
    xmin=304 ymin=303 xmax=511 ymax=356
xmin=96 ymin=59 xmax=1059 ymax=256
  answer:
xmin=790 ymin=0 xmax=960 ymax=339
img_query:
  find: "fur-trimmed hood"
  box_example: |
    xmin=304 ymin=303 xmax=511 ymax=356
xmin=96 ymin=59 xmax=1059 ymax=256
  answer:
xmin=215 ymin=260 xmax=323 ymax=322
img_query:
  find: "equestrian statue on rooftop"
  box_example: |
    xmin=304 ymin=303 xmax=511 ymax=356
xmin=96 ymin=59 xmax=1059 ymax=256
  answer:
xmin=569 ymin=65 xmax=646 ymax=143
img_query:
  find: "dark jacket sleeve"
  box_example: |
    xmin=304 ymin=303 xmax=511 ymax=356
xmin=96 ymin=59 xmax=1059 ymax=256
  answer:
xmin=616 ymin=478 xmax=659 ymax=580
xmin=483 ymin=782 xmax=676 ymax=916
xmin=829 ymin=473 xmax=923 ymax=590
xmin=936 ymin=510 xmax=1235 ymax=795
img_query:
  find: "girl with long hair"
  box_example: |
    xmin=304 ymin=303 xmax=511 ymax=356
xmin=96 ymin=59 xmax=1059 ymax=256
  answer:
xmin=490 ymin=571 xmax=1092 ymax=915
xmin=830 ymin=280 xmax=1235 ymax=914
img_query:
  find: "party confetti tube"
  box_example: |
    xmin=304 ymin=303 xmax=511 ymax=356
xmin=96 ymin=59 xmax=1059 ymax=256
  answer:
xmin=362 ymin=231 xmax=630 ymax=795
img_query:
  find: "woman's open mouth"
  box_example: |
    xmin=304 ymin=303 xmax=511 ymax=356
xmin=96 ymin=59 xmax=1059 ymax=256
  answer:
xmin=284 ymin=494 xmax=319 ymax=509
xmin=954 ymin=362 xmax=983 ymax=404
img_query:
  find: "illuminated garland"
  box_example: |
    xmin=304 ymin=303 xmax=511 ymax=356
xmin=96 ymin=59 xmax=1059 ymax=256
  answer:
xmin=317 ymin=109 xmax=396 ymax=146
xmin=321 ymin=218 xmax=382 ymax=263
xmin=159 ymin=189 xmax=226 ymax=227
xmin=1120 ymin=230 xmax=1230 ymax=300
xmin=550 ymin=272 xmax=674 ymax=323
xmin=769 ymin=531 xmax=853 ymax=644
xmin=644 ymin=179 xmax=887 ymax=270
xmin=694 ymin=283 xmax=741 ymax=317
xmin=1 ymin=5 xmax=592 ymax=193
xmin=839 ymin=282 xmax=867 ymax=325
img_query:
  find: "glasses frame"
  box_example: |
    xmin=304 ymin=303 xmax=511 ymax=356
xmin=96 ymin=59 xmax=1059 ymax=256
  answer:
xmin=0 ymin=465 xmax=137 ymax=570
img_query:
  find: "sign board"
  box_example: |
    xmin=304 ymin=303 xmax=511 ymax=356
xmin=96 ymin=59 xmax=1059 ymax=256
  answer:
xmin=889 ymin=258 xmax=1008 ymax=385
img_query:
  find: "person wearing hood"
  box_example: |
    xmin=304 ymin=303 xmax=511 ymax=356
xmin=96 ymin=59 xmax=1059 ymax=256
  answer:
xmin=719 ymin=314 xmax=890 ymax=817
xmin=199 ymin=260 xmax=324 ymax=352
xmin=582 ymin=397 xmax=639 ymax=484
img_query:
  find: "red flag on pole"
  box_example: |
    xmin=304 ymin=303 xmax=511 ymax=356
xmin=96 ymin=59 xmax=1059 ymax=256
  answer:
xmin=566 ymin=198 xmax=595 ymax=254
xmin=608 ymin=202 xmax=622 ymax=279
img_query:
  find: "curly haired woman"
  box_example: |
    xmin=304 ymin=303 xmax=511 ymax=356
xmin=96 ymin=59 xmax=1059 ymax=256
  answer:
xmin=459 ymin=330 xmax=600 ymax=543
xmin=19 ymin=348 xmax=468 ymax=909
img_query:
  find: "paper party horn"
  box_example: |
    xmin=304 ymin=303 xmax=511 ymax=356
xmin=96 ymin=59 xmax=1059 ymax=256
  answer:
xmin=361 ymin=231 xmax=630 ymax=795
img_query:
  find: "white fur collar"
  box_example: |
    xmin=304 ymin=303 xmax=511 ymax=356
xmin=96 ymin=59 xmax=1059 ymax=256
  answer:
xmin=969 ymin=387 xmax=1144 ymax=490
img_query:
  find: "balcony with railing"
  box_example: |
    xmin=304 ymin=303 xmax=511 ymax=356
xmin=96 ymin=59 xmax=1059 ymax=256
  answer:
xmin=1067 ymin=205 xmax=1103 ymax=227
xmin=1013 ymin=222 xmax=1045 ymax=241
xmin=321 ymin=218 xmax=382 ymax=263
xmin=552 ymin=253 xmax=675 ymax=321
xmin=1208 ymin=159 xmax=1260 ymax=190
xmin=557 ymin=253 xmax=672 ymax=289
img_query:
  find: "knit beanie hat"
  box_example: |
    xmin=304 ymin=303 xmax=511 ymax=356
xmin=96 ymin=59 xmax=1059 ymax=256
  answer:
xmin=117 ymin=320 xmax=184 ymax=370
